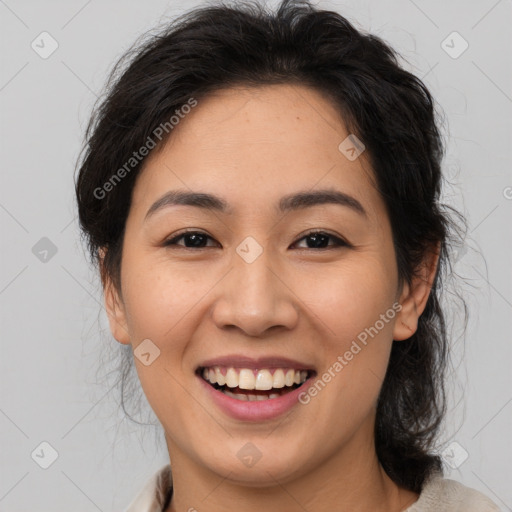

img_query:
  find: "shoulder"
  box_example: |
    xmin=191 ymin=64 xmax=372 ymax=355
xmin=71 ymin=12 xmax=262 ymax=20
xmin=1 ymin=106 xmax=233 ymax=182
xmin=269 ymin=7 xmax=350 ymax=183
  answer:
xmin=124 ymin=464 xmax=173 ymax=512
xmin=405 ymin=472 xmax=502 ymax=512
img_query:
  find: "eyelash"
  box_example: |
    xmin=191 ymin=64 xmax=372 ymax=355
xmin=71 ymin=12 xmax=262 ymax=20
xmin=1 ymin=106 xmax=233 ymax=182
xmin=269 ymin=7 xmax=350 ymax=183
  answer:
xmin=163 ymin=229 xmax=351 ymax=251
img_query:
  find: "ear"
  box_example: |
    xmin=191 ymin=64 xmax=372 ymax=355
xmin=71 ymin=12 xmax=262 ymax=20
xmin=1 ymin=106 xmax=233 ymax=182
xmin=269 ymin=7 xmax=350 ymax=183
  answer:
xmin=393 ymin=242 xmax=441 ymax=341
xmin=99 ymin=247 xmax=130 ymax=345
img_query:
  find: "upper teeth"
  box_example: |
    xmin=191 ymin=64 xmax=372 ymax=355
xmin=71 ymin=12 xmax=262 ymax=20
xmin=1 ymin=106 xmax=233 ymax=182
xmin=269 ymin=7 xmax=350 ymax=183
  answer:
xmin=202 ymin=367 xmax=308 ymax=390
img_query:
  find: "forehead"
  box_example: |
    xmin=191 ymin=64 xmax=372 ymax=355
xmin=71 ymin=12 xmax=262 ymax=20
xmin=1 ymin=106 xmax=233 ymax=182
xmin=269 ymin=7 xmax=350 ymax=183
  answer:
xmin=130 ymin=84 xmax=383 ymax=220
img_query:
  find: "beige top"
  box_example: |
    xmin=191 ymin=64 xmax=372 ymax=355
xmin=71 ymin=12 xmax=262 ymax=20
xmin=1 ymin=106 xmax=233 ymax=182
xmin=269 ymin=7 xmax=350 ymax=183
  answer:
xmin=124 ymin=464 xmax=502 ymax=512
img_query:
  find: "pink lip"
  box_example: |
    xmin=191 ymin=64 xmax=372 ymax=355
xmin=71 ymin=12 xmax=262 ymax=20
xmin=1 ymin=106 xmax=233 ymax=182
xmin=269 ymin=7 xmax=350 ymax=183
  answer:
xmin=198 ymin=354 xmax=314 ymax=370
xmin=197 ymin=373 xmax=315 ymax=422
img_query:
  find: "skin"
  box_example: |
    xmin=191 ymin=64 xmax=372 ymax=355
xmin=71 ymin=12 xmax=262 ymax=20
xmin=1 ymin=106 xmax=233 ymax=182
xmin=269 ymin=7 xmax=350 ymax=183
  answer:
xmin=102 ymin=84 xmax=439 ymax=511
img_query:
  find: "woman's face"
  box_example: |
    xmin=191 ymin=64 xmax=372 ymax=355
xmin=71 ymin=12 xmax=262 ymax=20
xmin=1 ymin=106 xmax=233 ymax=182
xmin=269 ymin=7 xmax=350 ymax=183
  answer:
xmin=104 ymin=84 xmax=423 ymax=485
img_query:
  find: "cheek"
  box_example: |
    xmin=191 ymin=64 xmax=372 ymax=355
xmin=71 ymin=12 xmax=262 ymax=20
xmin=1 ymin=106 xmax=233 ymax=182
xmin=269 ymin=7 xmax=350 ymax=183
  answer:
xmin=120 ymin=254 xmax=209 ymax=341
xmin=297 ymin=256 xmax=397 ymax=408
xmin=298 ymin=257 xmax=398 ymax=343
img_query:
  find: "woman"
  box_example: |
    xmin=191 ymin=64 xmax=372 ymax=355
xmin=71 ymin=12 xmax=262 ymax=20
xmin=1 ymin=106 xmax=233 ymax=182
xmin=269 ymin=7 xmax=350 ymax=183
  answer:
xmin=75 ymin=0 xmax=501 ymax=510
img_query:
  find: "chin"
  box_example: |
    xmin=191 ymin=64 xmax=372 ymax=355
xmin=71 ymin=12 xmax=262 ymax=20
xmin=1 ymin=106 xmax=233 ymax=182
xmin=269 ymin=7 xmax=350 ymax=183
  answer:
xmin=199 ymin=439 xmax=309 ymax=486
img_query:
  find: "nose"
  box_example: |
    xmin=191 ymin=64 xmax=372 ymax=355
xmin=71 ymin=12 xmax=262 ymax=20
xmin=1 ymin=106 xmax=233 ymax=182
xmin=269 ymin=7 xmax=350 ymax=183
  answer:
xmin=210 ymin=244 xmax=299 ymax=338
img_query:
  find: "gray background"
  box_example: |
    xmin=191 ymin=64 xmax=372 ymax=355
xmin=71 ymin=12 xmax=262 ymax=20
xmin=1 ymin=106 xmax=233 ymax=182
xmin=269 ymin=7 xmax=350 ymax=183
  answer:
xmin=1 ymin=0 xmax=511 ymax=510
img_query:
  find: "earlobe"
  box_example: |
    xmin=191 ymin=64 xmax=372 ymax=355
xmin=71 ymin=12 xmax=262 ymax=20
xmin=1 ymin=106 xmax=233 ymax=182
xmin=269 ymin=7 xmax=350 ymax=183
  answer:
xmin=393 ymin=243 xmax=441 ymax=341
xmin=99 ymin=248 xmax=131 ymax=345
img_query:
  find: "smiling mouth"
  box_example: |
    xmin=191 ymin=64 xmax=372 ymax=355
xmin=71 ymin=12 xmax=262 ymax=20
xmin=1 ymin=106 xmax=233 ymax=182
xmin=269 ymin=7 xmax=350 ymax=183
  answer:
xmin=198 ymin=366 xmax=315 ymax=401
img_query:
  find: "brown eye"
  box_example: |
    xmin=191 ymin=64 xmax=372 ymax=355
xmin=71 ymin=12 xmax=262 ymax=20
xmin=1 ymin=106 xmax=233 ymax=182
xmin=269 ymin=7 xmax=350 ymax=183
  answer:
xmin=164 ymin=231 xmax=219 ymax=249
xmin=292 ymin=231 xmax=350 ymax=250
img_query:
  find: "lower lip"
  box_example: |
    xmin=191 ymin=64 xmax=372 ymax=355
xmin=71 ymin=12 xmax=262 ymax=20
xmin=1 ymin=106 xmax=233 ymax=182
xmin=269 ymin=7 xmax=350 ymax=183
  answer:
xmin=198 ymin=374 xmax=312 ymax=421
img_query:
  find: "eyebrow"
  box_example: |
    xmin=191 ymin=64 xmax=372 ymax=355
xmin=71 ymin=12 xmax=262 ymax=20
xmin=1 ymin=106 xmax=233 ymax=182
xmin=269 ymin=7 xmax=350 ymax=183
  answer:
xmin=144 ymin=188 xmax=367 ymax=221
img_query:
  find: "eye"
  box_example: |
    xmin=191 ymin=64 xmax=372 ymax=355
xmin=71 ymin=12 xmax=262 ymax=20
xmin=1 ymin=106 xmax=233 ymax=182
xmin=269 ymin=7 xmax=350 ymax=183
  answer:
xmin=163 ymin=230 xmax=219 ymax=249
xmin=292 ymin=230 xmax=350 ymax=250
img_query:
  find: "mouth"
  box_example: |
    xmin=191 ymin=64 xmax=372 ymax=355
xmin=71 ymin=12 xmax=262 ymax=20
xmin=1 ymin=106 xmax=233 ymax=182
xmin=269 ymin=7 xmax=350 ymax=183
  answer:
xmin=197 ymin=366 xmax=316 ymax=401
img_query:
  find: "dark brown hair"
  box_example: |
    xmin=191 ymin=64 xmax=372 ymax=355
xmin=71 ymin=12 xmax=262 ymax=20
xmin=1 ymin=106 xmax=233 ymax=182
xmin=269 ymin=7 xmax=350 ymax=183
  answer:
xmin=75 ymin=0 xmax=466 ymax=494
